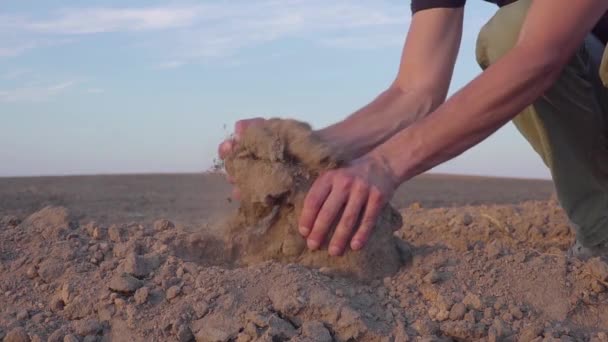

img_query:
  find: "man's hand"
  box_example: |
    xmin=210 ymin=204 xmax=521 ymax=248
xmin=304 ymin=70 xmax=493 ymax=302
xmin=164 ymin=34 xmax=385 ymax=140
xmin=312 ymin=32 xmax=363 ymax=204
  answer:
xmin=298 ymin=153 xmax=398 ymax=256
xmin=218 ymin=118 xmax=265 ymax=199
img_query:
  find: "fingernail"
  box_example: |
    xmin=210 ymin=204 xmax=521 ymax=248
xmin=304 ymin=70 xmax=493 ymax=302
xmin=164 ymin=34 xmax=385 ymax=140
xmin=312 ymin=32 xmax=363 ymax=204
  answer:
xmin=307 ymin=239 xmax=320 ymax=250
xmin=299 ymin=226 xmax=310 ymax=236
xmin=351 ymin=240 xmax=363 ymax=250
xmin=329 ymin=246 xmax=340 ymax=256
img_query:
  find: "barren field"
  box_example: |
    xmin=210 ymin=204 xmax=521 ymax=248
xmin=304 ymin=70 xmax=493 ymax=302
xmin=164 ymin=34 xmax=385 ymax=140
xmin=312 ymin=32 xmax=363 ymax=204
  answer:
xmin=2 ymin=172 xmax=608 ymax=342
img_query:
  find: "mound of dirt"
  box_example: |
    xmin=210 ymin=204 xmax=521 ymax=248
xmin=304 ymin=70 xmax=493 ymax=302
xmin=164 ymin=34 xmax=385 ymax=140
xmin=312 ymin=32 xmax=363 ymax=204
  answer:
xmin=223 ymin=119 xmax=409 ymax=281
xmin=2 ymin=199 xmax=608 ymax=341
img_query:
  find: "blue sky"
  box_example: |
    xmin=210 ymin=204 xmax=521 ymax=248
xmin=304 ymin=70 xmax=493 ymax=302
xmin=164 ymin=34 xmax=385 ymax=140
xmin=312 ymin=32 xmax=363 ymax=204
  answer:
xmin=0 ymin=0 xmax=550 ymax=179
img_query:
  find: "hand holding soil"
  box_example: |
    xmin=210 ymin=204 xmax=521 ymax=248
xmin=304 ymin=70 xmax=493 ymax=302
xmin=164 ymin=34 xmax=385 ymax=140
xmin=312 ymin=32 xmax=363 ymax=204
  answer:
xmin=220 ymin=118 xmax=401 ymax=257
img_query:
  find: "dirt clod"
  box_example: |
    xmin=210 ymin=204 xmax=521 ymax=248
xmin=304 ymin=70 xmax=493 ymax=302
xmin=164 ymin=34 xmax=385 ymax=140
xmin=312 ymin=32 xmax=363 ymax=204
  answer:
xmin=224 ymin=119 xmax=407 ymax=281
xmin=5 ymin=327 xmax=30 ymax=342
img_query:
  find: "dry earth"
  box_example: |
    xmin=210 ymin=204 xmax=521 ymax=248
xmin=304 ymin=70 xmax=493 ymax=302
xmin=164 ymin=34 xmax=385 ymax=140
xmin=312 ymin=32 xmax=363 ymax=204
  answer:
xmin=1 ymin=173 xmax=608 ymax=341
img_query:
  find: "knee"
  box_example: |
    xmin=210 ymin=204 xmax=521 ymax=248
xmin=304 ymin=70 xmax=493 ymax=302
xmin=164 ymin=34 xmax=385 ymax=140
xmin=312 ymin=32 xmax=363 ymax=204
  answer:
xmin=475 ymin=0 xmax=532 ymax=69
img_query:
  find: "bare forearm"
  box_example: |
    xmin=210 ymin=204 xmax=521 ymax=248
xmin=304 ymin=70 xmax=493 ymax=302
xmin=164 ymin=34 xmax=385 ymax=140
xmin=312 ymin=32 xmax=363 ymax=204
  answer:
xmin=317 ymin=85 xmax=438 ymax=160
xmin=375 ymin=45 xmax=563 ymax=184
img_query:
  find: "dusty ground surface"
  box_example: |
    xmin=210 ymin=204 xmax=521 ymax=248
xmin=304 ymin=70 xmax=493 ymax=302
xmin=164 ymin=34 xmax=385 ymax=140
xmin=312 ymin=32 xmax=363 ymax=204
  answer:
xmin=2 ymin=173 xmax=608 ymax=341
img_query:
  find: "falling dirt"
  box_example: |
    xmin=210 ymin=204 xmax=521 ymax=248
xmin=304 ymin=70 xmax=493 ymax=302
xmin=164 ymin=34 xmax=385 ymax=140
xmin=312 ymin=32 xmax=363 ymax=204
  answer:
xmin=223 ymin=119 xmax=408 ymax=281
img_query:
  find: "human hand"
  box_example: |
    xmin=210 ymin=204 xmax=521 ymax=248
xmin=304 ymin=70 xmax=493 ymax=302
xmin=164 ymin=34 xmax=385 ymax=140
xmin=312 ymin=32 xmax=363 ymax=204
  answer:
xmin=298 ymin=152 xmax=398 ymax=256
xmin=218 ymin=117 xmax=265 ymax=199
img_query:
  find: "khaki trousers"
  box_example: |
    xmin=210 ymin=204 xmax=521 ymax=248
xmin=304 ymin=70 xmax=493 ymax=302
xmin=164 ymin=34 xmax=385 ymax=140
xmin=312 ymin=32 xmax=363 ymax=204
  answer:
xmin=475 ymin=0 xmax=608 ymax=247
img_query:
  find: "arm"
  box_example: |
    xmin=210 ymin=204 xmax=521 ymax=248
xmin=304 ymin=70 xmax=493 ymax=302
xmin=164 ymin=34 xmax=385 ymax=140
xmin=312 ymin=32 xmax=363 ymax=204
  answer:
xmin=318 ymin=7 xmax=464 ymax=160
xmin=376 ymin=0 xmax=608 ymax=184
xmin=300 ymin=0 xmax=608 ymax=257
xmin=299 ymin=7 xmax=465 ymax=254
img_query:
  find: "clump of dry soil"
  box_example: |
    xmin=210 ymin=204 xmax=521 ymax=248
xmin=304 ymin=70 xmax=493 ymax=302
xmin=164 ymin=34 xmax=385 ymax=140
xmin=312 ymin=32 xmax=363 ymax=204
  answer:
xmin=223 ymin=119 xmax=408 ymax=280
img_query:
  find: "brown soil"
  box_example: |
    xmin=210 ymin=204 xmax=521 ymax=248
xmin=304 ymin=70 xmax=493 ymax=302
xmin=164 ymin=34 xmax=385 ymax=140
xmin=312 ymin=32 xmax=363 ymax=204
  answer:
xmin=223 ymin=119 xmax=407 ymax=280
xmin=2 ymin=134 xmax=608 ymax=340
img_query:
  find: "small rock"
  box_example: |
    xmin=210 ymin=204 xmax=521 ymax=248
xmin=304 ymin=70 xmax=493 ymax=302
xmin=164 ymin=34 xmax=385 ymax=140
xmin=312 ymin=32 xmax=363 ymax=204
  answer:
xmin=4 ymin=327 xmax=30 ymax=342
xmin=109 ymin=273 xmax=143 ymax=294
xmin=301 ymin=321 xmax=332 ymax=342
xmin=235 ymin=333 xmax=251 ymax=342
xmin=449 ymin=303 xmax=466 ymax=321
xmin=108 ymin=224 xmax=127 ymax=242
xmin=412 ymin=319 xmax=439 ymax=336
xmin=63 ymin=335 xmax=79 ymax=342
xmin=193 ymin=301 xmax=209 ymax=319
xmin=38 ymin=259 xmax=64 ymax=283
xmin=462 ymin=213 xmax=474 ymax=226
xmin=32 ymin=313 xmax=46 ymax=323
xmin=166 ymin=285 xmax=181 ymax=300
xmin=134 ymin=287 xmax=150 ymax=305
xmin=72 ymin=319 xmax=102 ymax=336
xmin=440 ymin=321 xmax=486 ymax=340
xmin=519 ymin=324 xmax=544 ymax=342
xmin=64 ymin=296 xmax=92 ymax=319
xmin=463 ymin=292 xmax=483 ymax=310
xmin=16 ymin=309 xmax=29 ymax=320
xmin=423 ymin=269 xmax=441 ymax=284
xmin=266 ymin=315 xmax=296 ymax=339
xmin=123 ymin=253 xmax=151 ymax=278
xmin=83 ymin=336 xmax=97 ymax=342
xmin=508 ymin=304 xmax=524 ymax=320
xmin=26 ymin=266 xmax=38 ymax=279
xmin=464 ymin=311 xmax=477 ymax=323
xmin=586 ymin=258 xmax=608 ymax=281
xmin=92 ymin=226 xmax=105 ymax=240
xmin=486 ymin=242 xmax=502 ymax=259
xmin=177 ymin=325 xmax=194 ymax=342
xmin=483 ymin=307 xmax=494 ymax=320
xmin=154 ymin=219 xmax=175 ymax=232
xmin=47 ymin=328 xmax=67 ymax=342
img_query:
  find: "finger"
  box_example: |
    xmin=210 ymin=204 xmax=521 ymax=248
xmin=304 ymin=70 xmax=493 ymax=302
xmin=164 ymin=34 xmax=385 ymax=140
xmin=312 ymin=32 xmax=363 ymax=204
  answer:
xmin=235 ymin=117 xmax=265 ymax=141
xmin=231 ymin=187 xmax=241 ymax=201
xmin=307 ymin=188 xmax=348 ymax=251
xmin=298 ymin=176 xmax=332 ymax=237
xmin=328 ymin=183 xmax=368 ymax=256
xmin=350 ymin=189 xmax=385 ymax=251
xmin=218 ymin=139 xmax=235 ymax=160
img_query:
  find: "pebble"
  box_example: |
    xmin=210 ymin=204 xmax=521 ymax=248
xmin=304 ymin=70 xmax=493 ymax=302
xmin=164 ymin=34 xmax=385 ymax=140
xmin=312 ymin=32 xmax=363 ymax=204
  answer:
xmin=134 ymin=287 xmax=150 ymax=305
xmin=166 ymin=285 xmax=181 ymax=300
xmin=462 ymin=213 xmax=474 ymax=226
xmin=26 ymin=266 xmax=38 ymax=279
xmin=16 ymin=309 xmax=29 ymax=320
xmin=72 ymin=319 xmax=102 ymax=336
xmin=519 ymin=323 xmax=543 ymax=342
xmin=63 ymin=335 xmax=79 ymax=342
xmin=448 ymin=303 xmax=466 ymax=321
xmin=109 ymin=273 xmax=143 ymax=294
xmin=176 ymin=325 xmax=194 ymax=342
xmin=4 ymin=327 xmax=30 ymax=342
xmin=463 ymin=293 xmax=483 ymax=310
xmin=508 ymin=304 xmax=524 ymax=320
xmin=301 ymin=321 xmax=332 ymax=342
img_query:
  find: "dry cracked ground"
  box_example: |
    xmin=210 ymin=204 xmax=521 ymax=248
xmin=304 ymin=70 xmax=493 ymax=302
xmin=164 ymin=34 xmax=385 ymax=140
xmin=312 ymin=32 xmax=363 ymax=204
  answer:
xmin=1 ymin=175 xmax=608 ymax=342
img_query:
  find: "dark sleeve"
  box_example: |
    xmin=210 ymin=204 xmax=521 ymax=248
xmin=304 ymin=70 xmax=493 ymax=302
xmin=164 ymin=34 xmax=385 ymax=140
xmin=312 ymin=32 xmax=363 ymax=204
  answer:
xmin=411 ymin=0 xmax=466 ymax=13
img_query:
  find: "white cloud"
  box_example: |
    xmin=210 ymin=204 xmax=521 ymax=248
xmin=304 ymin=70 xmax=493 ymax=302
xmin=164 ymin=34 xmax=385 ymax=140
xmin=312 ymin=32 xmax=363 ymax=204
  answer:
xmin=0 ymin=1 xmax=411 ymax=61
xmin=0 ymin=81 xmax=75 ymax=102
xmin=6 ymin=7 xmax=200 ymax=35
